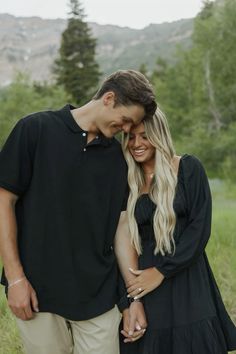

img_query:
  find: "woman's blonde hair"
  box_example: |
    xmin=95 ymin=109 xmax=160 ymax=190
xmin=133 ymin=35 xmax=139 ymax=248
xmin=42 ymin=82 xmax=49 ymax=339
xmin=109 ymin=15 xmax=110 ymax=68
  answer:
xmin=122 ymin=106 xmax=177 ymax=256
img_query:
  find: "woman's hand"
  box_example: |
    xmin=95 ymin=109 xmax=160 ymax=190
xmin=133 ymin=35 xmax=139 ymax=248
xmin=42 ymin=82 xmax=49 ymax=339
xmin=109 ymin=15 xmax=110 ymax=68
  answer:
xmin=121 ymin=302 xmax=147 ymax=343
xmin=127 ymin=267 xmax=164 ymax=299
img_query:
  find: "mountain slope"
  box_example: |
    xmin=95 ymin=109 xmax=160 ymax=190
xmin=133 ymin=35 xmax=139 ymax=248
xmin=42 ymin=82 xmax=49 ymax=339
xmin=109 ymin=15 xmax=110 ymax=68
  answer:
xmin=0 ymin=13 xmax=193 ymax=86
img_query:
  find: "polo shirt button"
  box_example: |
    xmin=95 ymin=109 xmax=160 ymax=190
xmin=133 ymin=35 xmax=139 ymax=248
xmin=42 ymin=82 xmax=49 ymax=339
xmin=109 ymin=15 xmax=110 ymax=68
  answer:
xmin=82 ymin=132 xmax=86 ymax=136
xmin=83 ymin=148 xmax=86 ymax=152
xmin=96 ymin=136 xmax=99 ymax=139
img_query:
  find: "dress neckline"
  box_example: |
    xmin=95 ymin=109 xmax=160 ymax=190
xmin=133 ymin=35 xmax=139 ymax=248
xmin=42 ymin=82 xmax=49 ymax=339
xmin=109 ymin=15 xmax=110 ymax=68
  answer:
xmin=139 ymin=154 xmax=187 ymax=198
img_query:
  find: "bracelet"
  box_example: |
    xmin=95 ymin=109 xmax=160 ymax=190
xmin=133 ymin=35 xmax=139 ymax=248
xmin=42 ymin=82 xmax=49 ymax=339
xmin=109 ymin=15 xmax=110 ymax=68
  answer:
xmin=129 ymin=297 xmax=143 ymax=304
xmin=8 ymin=276 xmax=26 ymax=288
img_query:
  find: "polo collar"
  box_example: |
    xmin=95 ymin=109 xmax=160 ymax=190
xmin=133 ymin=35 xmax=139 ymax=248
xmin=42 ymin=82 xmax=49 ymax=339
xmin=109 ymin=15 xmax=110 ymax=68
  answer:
xmin=59 ymin=104 xmax=83 ymax=133
xmin=59 ymin=104 xmax=112 ymax=147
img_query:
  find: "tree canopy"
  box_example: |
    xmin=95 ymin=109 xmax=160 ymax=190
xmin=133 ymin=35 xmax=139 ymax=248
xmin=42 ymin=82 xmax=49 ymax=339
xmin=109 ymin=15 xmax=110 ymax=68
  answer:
xmin=54 ymin=0 xmax=100 ymax=105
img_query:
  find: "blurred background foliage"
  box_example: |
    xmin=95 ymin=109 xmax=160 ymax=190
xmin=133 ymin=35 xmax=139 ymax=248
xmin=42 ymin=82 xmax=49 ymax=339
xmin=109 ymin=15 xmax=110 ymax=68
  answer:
xmin=1 ymin=0 xmax=235 ymax=182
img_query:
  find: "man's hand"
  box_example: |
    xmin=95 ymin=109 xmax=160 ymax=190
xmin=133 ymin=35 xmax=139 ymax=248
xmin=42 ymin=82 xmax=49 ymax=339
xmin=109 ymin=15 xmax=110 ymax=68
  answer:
xmin=121 ymin=302 xmax=147 ymax=343
xmin=127 ymin=267 xmax=164 ymax=299
xmin=8 ymin=277 xmax=39 ymax=320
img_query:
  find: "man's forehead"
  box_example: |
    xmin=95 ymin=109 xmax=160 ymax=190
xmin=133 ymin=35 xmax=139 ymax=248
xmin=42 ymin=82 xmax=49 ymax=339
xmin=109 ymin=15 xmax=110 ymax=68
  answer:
xmin=124 ymin=116 xmax=143 ymax=126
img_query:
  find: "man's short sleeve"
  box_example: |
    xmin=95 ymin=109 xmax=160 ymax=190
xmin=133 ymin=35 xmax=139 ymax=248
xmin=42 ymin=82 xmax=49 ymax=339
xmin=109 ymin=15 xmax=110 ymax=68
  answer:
xmin=0 ymin=118 xmax=35 ymax=196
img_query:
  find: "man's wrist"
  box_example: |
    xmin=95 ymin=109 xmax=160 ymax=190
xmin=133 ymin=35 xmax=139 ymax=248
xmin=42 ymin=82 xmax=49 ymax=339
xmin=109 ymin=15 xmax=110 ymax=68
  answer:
xmin=8 ymin=276 xmax=26 ymax=288
xmin=5 ymin=265 xmax=25 ymax=284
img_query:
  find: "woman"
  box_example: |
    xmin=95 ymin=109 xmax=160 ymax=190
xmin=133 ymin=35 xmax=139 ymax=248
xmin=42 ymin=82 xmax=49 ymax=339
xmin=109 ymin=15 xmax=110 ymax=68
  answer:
xmin=118 ymin=107 xmax=236 ymax=353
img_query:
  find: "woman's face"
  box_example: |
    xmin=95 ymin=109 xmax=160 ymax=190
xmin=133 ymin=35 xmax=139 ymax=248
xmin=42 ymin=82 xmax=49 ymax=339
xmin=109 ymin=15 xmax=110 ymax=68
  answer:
xmin=127 ymin=122 xmax=155 ymax=164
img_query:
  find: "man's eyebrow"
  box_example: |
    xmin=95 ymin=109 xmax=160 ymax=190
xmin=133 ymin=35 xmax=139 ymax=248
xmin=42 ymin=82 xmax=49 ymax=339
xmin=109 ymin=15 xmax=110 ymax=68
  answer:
xmin=122 ymin=116 xmax=134 ymax=123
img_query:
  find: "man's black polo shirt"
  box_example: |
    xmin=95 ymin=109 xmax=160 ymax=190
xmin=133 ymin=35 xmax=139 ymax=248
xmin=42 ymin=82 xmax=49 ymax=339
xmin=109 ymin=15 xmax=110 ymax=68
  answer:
xmin=0 ymin=104 xmax=128 ymax=320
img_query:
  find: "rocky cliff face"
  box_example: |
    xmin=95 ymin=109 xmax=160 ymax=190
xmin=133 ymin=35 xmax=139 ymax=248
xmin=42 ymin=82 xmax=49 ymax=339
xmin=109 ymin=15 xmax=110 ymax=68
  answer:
xmin=0 ymin=13 xmax=193 ymax=86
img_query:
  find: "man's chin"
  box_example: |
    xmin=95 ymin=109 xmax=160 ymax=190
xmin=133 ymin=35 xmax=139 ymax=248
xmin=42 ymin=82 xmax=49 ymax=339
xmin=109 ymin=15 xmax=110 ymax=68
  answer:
xmin=104 ymin=131 xmax=114 ymax=138
xmin=105 ymin=129 xmax=121 ymax=138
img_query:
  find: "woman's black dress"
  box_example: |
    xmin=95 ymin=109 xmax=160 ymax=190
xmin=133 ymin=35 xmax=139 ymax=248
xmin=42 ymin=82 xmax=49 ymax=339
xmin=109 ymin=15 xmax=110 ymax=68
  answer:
xmin=120 ymin=154 xmax=236 ymax=354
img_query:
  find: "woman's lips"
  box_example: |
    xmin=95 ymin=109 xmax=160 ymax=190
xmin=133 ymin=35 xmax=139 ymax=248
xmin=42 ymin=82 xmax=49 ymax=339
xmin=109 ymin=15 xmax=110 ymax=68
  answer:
xmin=132 ymin=149 xmax=146 ymax=157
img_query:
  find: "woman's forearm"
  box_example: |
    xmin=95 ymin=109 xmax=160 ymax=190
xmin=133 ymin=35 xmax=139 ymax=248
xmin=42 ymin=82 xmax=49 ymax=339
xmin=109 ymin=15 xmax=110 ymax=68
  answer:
xmin=114 ymin=211 xmax=138 ymax=286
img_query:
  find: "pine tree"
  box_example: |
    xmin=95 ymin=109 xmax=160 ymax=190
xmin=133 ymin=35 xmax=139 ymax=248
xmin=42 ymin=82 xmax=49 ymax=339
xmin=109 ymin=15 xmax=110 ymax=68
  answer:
xmin=54 ymin=0 xmax=100 ymax=104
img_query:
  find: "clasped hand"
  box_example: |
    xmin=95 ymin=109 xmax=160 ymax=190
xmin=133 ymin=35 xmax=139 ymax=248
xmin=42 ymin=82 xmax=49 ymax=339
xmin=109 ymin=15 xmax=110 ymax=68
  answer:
xmin=127 ymin=267 xmax=164 ymax=299
xmin=121 ymin=267 xmax=164 ymax=343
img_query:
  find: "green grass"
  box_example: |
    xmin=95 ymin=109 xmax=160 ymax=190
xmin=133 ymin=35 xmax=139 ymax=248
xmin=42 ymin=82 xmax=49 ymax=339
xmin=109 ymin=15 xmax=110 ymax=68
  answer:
xmin=207 ymin=181 xmax=236 ymax=332
xmin=0 ymin=181 xmax=236 ymax=353
xmin=0 ymin=290 xmax=23 ymax=354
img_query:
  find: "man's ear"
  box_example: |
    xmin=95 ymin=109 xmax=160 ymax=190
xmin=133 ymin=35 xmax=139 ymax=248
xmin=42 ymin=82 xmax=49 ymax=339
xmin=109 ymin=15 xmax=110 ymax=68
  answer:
xmin=102 ymin=91 xmax=116 ymax=106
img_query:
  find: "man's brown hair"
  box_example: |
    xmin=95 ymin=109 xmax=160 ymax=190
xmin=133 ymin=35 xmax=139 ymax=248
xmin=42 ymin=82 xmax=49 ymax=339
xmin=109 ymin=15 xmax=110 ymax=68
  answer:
xmin=93 ymin=70 xmax=157 ymax=118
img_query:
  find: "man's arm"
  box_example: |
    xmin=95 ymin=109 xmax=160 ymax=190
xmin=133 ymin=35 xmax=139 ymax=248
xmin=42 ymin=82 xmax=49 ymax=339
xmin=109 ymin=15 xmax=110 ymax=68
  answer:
xmin=114 ymin=211 xmax=147 ymax=341
xmin=0 ymin=187 xmax=38 ymax=320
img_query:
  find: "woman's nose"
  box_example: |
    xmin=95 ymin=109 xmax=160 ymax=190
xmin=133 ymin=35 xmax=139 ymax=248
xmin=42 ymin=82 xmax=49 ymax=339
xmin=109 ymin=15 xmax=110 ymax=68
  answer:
xmin=133 ymin=136 xmax=141 ymax=147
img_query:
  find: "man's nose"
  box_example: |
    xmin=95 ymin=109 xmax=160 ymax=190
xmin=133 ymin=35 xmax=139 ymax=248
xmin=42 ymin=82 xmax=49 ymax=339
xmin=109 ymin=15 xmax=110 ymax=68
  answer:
xmin=122 ymin=123 xmax=132 ymax=133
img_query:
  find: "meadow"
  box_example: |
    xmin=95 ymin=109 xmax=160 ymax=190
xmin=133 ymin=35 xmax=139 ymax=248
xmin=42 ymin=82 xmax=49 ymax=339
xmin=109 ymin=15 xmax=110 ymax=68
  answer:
xmin=0 ymin=181 xmax=236 ymax=354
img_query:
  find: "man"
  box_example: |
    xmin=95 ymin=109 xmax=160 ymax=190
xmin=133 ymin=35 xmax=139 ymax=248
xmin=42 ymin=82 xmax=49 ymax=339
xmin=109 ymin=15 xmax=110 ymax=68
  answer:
xmin=0 ymin=70 xmax=157 ymax=354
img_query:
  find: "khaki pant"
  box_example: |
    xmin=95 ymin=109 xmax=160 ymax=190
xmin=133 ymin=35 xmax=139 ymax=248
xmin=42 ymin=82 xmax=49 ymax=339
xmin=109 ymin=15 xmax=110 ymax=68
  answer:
xmin=16 ymin=306 xmax=121 ymax=354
